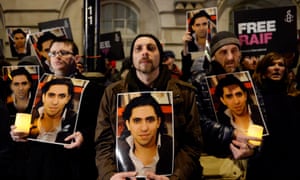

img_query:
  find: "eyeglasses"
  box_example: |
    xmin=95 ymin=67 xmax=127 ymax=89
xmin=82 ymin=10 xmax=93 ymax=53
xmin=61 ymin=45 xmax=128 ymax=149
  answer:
xmin=48 ymin=50 xmax=74 ymax=57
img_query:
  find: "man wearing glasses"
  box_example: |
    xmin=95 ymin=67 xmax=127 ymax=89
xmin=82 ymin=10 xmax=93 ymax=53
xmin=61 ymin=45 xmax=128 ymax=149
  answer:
xmin=11 ymin=38 xmax=103 ymax=179
xmin=48 ymin=38 xmax=83 ymax=78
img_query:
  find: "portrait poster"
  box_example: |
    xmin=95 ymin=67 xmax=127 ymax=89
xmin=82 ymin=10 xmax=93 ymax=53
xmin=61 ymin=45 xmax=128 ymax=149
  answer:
xmin=234 ymin=6 xmax=297 ymax=56
xmin=38 ymin=18 xmax=73 ymax=40
xmin=1 ymin=65 xmax=40 ymax=120
xmin=6 ymin=27 xmax=32 ymax=58
xmin=28 ymin=27 xmax=69 ymax=70
xmin=27 ymin=73 xmax=89 ymax=145
xmin=100 ymin=31 xmax=125 ymax=60
xmin=205 ymin=71 xmax=269 ymax=136
xmin=116 ymin=91 xmax=174 ymax=178
xmin=186 ymin=7 xmax=218 ymax=54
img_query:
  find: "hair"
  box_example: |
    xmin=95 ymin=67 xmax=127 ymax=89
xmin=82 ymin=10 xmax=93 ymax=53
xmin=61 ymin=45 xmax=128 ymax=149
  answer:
xmin=189 ymin=10 xmax=211 ymax=27
xmin=12 ymin=28 xmax=26 ymax=38
xmin=36 ymin=32 xmax=57 ymax=51
xmin=120 ymin=57 xmax=132 ymax=73
xmin=41 ymin=78 xmax=74 ymax=109
xmin=49 ymin=38 xmax=79 ymax=55
xmin=120 ymin=93 xmax=168 ymax=139
xmin=129 ymin=34 xmax=164 ymax=66
xmin=8 ymin=67 xmax=33 ymax=96
xmin=163 ymin=50 xmax=175 ymax=62
xmin=252 ymin=52 xmax=288 ymax=87
xmin=10 ymin=67 xmax=33 ymax=86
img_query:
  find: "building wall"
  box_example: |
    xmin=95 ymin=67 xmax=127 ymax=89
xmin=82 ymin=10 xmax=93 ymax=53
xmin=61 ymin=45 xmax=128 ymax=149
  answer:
xmin=0 ymin=0 xmax=299 ymax=67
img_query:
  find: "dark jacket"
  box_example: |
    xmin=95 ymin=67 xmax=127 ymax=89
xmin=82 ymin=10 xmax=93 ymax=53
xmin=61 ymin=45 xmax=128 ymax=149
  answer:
xmin=117 ymin=134 xmax=173 ymax=175
xmin=195 ymin=61 xmax=240 ymax=157
xmin=95 ymin=66 xmax=203 ymax=180
xmin=0 ymin=99 xmax=14 ymax=179
xmin=246 ymin=79 xmax=298 ymax=179
xmin=5 ymin=91 xmax=35 ymax=179
xmin=26 ymin=74 xmax=103 ymax=180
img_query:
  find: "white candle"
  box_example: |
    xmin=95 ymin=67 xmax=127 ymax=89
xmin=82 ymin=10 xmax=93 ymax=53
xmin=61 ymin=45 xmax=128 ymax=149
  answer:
xmin=14 ymin=113 xmax=32 ymax=134
xmin=247 ymin=124 xmax=263 ymax=146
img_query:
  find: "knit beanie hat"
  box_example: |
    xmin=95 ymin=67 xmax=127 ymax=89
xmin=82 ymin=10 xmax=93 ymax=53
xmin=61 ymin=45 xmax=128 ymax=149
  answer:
xmin=210 ymin=31 xmax=240 ymax=57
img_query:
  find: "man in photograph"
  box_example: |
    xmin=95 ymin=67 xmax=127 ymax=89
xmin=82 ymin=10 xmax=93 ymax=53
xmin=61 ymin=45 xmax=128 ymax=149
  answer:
xmin=30 ymin=78 xmax=77 ymax=144
xmin=214 ymin=74 xmax=265 ymax=132
xmin=117 ymin=94 xmax=173 ymax=177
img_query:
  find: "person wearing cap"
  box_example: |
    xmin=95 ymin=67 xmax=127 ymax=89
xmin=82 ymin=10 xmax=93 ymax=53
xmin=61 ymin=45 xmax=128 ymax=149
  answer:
xmin=195 ymin=31 xmax=266 ymax=179
xmin=197 ymin=31 xmax=263 ymax=158
xmin=162 ymin=50 xmax=182 ymax=79
xmin=95 ymin=34 xmax=203 ymax=180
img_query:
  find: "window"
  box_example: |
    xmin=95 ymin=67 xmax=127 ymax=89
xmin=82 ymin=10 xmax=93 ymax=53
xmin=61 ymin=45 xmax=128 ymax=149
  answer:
xmin=101 ymin=2 xmax=138 ymax=57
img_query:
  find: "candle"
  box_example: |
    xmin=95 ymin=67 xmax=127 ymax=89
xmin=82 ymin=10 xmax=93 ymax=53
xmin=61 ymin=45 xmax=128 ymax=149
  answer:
xmin=14 ymin=113 xmax=32 ymax=134
xmin=247 ymin=124 xmax=263 ymax=146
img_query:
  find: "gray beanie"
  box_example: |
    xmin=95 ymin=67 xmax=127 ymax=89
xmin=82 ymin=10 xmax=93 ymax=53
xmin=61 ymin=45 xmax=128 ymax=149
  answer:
xmin=210 ymin=31 xmax=240 ymax=57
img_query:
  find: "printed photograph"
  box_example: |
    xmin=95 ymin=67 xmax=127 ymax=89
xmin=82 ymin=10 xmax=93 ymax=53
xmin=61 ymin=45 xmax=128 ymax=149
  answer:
xmin=205 ymin=71 xmax=269 ymax=136
xmin=116 ymin=91 xmax=174 ymax=178
xmin=27 ymin=73 xmax=89 ymax=145
xmin=28 ymin=27 xmax=69 ymax=72
xmin=186 ymin=7 xmax=218 ymax=54
xmin=2 ymin=65 xmax=40 ymax=121
xmin=6 ymin=27 xmax=32 ymax=59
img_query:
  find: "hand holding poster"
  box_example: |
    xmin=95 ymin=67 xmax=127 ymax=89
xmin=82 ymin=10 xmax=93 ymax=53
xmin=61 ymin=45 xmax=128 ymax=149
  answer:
xmin=116 ymin=91 xmax=174 ymax=178
xmin=27 ymin=73 xmax=89 ymax=146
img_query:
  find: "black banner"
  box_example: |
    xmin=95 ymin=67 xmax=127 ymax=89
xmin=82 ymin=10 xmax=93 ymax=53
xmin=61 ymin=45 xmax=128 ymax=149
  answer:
xmin=234 ymin=6 xmax=297 ymax=55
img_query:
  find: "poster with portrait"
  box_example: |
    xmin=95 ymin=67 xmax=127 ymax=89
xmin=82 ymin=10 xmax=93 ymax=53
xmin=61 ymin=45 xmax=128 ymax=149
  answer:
xmin=186 ymin=7 xmax=217 ymax=54
xmin=28 ymin=27 xmax=69 ymax=71
xmin=1 ymin=65 xmax=40 ymax=120
xmin=205 ymin=71 xmax=269 ymax=136
xmin=6 ymin=27 xmax=32 ymax=59
xmin=116 ymin=91 xmax=174 ymax=178
xmin=27 ymin=73 xmax=89 ymax=145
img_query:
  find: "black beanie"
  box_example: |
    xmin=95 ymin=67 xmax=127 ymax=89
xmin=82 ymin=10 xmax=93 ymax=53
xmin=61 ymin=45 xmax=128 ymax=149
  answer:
xmin=210 ymin=31 xmax=240 ymax=57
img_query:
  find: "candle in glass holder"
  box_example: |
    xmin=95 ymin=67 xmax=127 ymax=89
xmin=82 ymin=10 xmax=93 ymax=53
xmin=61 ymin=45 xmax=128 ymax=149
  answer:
xmin=14 ymin=113 xmax=32 ymax=134
xmin=247 ymin=124 xmax=263 ymax=146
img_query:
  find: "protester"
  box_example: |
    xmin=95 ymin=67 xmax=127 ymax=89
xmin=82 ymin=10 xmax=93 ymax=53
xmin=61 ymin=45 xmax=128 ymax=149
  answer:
xmin=10 ymin=38 xmax=103 ymax=180
xmin=4 ymin=67 xmax=35 ymax=179
xmin=240 ymin=54 xmax=260 ymax=75
xmin=247 ymin=51 xmax=298 ymax=179
xmin=162 ymin=50 xmax=182 ymax=79
xmin=95 ymin=33 xmax=203 ymax=180
xmin=194 ymin=31 xmax=264 ymax=179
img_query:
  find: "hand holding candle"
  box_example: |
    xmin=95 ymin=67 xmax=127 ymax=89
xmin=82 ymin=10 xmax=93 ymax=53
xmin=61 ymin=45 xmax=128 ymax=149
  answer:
xmin=14 ymin=113 xmax=32 ymax=134
xmin=247 ymin=124 xmax=263 ymax=146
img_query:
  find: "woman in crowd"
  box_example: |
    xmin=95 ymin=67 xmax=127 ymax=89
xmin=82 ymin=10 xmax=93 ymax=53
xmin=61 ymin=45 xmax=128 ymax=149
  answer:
xmin=247 ymin=52 xmax=298 ymax=179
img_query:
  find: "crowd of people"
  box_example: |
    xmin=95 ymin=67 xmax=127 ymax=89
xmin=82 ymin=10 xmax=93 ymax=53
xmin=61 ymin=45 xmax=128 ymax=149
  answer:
xmin=0 ymin=14 xmax=300 ymax=180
